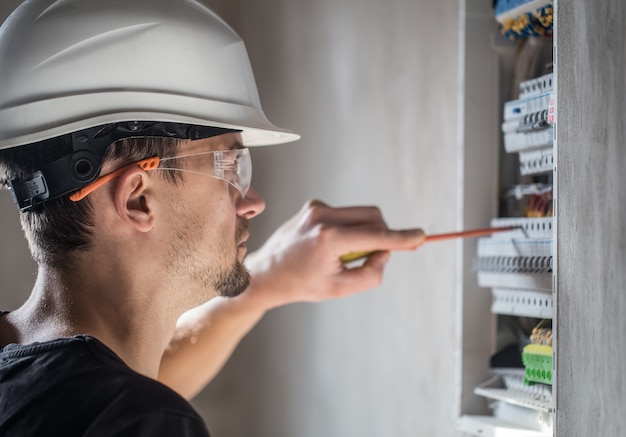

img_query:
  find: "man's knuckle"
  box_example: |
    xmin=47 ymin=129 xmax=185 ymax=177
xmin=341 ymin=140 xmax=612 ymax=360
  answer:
xmin=301 ymin=200 xmax=327 ymax=225
xmin=314 ymin=224 xmax=338 ymax=245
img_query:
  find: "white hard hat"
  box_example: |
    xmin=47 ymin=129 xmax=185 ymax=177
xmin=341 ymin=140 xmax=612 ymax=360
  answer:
xmin=0 ymin=0 xmax=300 ymax=150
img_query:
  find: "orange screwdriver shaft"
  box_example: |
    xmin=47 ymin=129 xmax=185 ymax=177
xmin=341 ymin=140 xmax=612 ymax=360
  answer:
xmin=340 ymin=225 xmax=519 ymax=263
xmin=424 ymin=225 xmax=519 ymax=242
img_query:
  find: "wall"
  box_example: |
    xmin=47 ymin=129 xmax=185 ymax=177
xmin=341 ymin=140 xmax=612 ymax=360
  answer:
xmin=556 ymin=0 xmax=626 ymax=435
xmin=0 ymin=1 xmax=462 ymax=436
xmin=195 ymin=1 xmax=462 ymax=436
xmin=0 ymin=1 xmax=36 ymax=309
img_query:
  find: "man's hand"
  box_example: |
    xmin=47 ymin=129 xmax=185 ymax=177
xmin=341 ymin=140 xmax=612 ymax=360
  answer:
xmin=243 ymin=199 xmax=425 ymax=310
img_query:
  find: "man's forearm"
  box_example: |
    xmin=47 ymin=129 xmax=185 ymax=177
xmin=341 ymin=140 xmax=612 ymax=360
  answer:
xmin=158 ymin=290 xmax=267 ymax=400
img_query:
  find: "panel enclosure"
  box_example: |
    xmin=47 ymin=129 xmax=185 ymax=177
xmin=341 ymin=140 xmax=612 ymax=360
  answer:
xmin=457 ymin=0 xmax=556 ymax=435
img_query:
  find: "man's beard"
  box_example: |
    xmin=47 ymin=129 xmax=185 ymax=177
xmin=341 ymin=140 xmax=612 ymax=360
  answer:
xmin=169 ymin=218 xmax=252 ymax=303
xmin=206 ymin=220 xmax=251 ymax=298
xmin=214 ymin=259 xmax=251 ymax=298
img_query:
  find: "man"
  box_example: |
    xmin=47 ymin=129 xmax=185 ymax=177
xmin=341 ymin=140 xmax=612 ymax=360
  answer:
xmin=0 ymin=0 xmax=424 ymax=435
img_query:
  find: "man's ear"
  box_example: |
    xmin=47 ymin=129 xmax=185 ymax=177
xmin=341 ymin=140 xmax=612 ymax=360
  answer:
xmin=113 ymin=167 xmax=155 ymax=233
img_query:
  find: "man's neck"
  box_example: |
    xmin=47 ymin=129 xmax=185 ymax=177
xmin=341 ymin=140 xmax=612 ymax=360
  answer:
xmin=1 ymin=264 xmax=176 ymax=379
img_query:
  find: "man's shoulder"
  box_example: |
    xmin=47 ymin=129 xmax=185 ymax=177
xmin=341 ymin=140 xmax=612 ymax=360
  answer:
xmin=81 ymin=353 xmax=212 ymax=437
xmin=0 ymin=335 xmax=210 ymax=437
xmin=85 ymin=380 xmax=211 ymax=437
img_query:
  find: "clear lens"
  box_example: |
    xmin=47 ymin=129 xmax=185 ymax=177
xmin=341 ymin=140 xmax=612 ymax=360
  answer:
xmin=159 ymin=148 xmax=252 ymax=197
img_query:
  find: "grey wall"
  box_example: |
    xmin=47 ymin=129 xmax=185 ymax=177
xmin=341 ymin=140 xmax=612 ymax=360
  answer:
xmin=0 ymin=1 xmax=462 ymax=436
xmin=0 ymin=0 xmax=37 ymax=310
xmin=555 ymin=0 xmax=626 ymax=435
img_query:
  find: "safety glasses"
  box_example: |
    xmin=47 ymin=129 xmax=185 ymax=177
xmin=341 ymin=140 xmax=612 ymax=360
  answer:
xmin=70 ymin=148 xmax=251 ymax=202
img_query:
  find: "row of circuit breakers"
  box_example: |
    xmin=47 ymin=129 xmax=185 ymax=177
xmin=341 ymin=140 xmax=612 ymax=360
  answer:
xmin=463 ymin=72 xmax=556 ymax=437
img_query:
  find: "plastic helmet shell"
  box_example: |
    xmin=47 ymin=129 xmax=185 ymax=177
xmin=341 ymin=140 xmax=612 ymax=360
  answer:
xmin=0 ymin=0 xmax=300 ymax=149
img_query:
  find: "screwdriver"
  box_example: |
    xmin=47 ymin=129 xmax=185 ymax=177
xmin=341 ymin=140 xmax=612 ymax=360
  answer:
xmin=339 ymin=225 xmax=520 ymax=263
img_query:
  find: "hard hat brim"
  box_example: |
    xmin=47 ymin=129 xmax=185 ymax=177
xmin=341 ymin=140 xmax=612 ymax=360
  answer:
xmin=0 ymin=90 xmax=300 ymax=149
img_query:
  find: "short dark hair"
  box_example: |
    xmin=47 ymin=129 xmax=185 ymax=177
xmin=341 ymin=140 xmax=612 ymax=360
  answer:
xmin=0 ymin=135 xmax=184 ymax=269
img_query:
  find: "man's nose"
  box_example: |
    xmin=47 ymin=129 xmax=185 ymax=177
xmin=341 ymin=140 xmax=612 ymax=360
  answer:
xmin=237 ymin=186 xmax=265 ymax=219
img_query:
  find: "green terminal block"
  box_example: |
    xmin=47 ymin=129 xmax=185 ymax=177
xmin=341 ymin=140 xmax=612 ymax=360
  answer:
xmin=522 ymin=344 xmax=553 ymax=385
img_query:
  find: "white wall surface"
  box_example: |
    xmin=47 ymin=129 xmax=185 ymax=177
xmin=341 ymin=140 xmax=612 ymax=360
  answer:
xmin=0 ymin=1 xmax=462 ymax=436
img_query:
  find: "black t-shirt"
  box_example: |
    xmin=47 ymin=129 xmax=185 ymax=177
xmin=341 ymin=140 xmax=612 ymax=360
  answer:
xmin=0 ymin=335 xmax=211 ymax=436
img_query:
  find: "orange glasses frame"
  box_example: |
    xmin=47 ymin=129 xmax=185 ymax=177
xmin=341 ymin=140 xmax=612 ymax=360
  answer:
xmin=69 ymin=157 xmax=160 ymax=202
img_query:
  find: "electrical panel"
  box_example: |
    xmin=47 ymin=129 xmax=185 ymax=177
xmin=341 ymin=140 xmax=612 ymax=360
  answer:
xmin=457 ymin=1 xmax=555 ymax=435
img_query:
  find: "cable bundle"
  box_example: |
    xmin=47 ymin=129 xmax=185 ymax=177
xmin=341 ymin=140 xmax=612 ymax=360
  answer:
xmin=495 ymin=0 xmax=554 ymax=41
xmin=525 ymin=191 xmax=553 ymax=217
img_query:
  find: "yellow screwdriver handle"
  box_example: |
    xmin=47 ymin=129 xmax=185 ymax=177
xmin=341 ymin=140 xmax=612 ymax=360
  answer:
xmin=339 ymin=251 xmax=376 ymax=263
